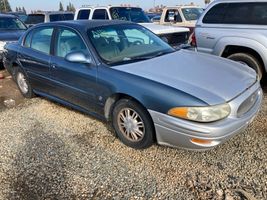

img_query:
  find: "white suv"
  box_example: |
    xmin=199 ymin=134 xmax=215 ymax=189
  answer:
xmin=194 ymin=0 xmax=267 ymax=79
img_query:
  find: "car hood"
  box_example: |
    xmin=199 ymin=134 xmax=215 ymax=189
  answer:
xmin=113 ymin=50 xmax=257 ymax=105
xmin=140 ymin=23 xmax=189 ymax=35
xmin=0 ymin=30 xmax=25 ymax=41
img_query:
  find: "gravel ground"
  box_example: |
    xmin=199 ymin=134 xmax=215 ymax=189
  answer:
xmin=0 ymin=74 xmax=266 ymax=199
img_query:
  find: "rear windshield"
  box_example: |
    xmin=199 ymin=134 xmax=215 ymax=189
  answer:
xmin=110 ymin=7 xmax=150 ymax=23
xmin=49 ymin=13 xmax=74 ymax=22
xmin=25 ymin=14 xmax=45 ymax=24
xmin=182 ymin=8 xmax=203 ymax=21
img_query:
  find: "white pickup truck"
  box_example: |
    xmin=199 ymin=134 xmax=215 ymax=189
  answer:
xmin=74 ymin=6 xmax=190 ymax=48
xmin=156 ymin=6 xmax=204 ymax=34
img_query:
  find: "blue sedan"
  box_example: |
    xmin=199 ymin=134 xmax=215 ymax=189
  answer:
xmin=3 ymin=20 xmax=262 ymax=150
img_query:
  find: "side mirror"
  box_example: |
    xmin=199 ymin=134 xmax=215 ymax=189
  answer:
xmin=65 ymin=51 xmax=93 ymax=64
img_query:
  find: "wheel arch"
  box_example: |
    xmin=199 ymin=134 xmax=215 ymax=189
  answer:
xmin=104 ymin=93 xmax=151 ymax=122
xmin=221 ymin=45 xmax=265 ymax=73
xmin=213 ymin=37 xmax=267 ymax=73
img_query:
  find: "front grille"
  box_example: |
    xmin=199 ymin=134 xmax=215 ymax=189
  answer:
xmin=237 ymin=90 xmax=258 ymax=117
xmin=159 ymin=32 xmax=189 ymax=48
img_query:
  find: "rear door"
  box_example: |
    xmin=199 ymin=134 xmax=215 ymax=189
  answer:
xmin=18 ymin=27 xmax=54 ymax=93
xmin=49 ymin=27 xmax=98 ymax=112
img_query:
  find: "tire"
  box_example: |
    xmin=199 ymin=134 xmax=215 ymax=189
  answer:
xmin=15 ymin=68 xmax=34 ymax=98
xmin=112 ymin=99 xmax=155 ymax=149
xmin=227 ymin=53 xmax=263 ymax=80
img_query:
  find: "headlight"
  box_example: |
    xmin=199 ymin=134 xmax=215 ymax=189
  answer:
xmin=168 ymin=103 xmax=231 ymax=122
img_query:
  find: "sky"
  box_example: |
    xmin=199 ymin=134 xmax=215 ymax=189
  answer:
xmin=9 ymin=0 xmax=206 ymax=12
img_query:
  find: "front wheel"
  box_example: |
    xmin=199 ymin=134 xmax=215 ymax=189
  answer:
xmin=112 ymin=99 xmax=155 ymax=149
xmin=15 ymin=68 xmax=34 ymax=98
xmin=227 ymin=53 xmax=263 ymax=80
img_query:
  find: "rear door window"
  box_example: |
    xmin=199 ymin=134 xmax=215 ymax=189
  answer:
xmin=77 ymin=9 xmax=91 ymax=19
xmin=203 ymin=2 xmax=267 ymax=25
xmin=92 ymin=9 xmax=109 ymax=19
xmin=30 ymin=28 xmax=53 ymax=54
xmin=223 ymin=3 xmax=251 ymax=24
xmin=224 ymin=3 xmax=267 ymax=25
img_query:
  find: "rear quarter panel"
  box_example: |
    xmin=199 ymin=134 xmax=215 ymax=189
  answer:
xmin=3 ymin=42 xmax=21 ymax=76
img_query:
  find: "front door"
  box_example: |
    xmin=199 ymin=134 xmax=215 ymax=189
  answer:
xmin=49 ymin=27 xmax=98 ymax=112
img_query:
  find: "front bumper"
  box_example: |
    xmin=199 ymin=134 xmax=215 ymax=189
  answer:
xmin=149 ymin=82 xmax=263 ymax=150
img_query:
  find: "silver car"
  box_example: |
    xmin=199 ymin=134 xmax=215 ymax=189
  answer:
xmin=194 ymin=0 xmax=267 ymax=80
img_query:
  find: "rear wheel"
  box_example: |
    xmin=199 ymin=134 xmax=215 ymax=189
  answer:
xmin=227 ymin=53 xmax=263 ymax=80
xmin=112 ymin=99 xmax=155 ymax=149
xmin=15 ymin=68 xmax=34 ymax=98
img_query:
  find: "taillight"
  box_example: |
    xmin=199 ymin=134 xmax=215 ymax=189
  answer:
xmin=190 ymin=32 xmax=197 ymax=47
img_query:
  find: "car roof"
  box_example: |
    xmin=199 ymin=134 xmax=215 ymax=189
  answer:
xmin=0 ymin=13 xmax=17 ymax=18
xmin=79 ymin=5 xmax=141 ymax=9
xmin=28 ymin=11 xmax=74 ymax=15
xmin=165 ymin=5 xmax=202 ymax=9
xmin=35 ymin=20 xmax=134 ymax=30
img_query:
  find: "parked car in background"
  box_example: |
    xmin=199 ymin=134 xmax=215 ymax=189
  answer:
xmin=195 ymin=0 xmax=267 ymax=80
xmin=7 ymin=12 xmax=28 ymax=22
xmin=157 ymin=6 xmax=204 ymax=33
xmin=3 ymin=20 xmax=262 ymax=150
xmin=74 ymin=6 xmax=190 ymax=48
xmin=146 ymin=13 xmax=161 ymax=22
xmin=0 ymin=14 xmax=27 ymax=68
xmin=151 ymin=15 xmax=161 ymax=23
xmin=25 ymin=11 xmax=74 ymax=27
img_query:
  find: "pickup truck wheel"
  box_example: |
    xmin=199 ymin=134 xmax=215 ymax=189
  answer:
xmin=112 ymin=99 xmax=155 ymax=149
xmin=227 ymin=53 xmax=263 ymax=80
xmin=15 ymin=68 xmax=34 ymax=98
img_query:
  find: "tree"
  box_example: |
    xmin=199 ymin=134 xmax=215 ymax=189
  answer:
xmin=204 ymin=0 xmax=211 ymax=4
xmin=66 ymin=2 xmax=75 ymax=12
xmin=0 ymin=0 xmax=12 ymax=12
xmin=15 ymin=7 xmax=18 ymax=12
xmin=22 ymin=6 xmax=26 ymax=13
xmin=59 ymin=2 xmax=64 ymax=11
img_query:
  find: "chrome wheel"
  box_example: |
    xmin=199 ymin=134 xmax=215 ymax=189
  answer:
xmin=17 ymin=72 xmax=28 ymax=94
xmin=117 ymin=108 xmax=145 ymax=142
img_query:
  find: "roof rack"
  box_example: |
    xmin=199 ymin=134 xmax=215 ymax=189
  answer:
xmin=81 ymin=5 xmax=92 ymax=8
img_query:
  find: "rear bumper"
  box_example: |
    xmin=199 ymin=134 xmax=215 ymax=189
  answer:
xmin=149 ymin=83 xmax=263 ymax=150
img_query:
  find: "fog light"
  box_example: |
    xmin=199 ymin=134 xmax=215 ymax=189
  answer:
xmin=190 ymin=138 xmax=220 ymax=147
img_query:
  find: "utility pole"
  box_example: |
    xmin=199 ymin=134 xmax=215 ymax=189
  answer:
xmin=153 ymin=0 xmax=156 ymax=9
xmin=3 ymin=0 xmax=7 ymax=12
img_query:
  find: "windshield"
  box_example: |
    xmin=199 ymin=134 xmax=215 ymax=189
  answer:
xmin=182 ymin=8 xmax=203 ymax=21
xmin=49 ymin=13 xmax=74 ymax=22
xmin=110 ymin=7 xmax=150 ymax=23
xmin=88 ymin=24 xmax=174 ymax=66
xmin=18 ymin=14 xmax=28 ymax=22
xmin=25 ymin=14 xmax=45 ymax=24
xmin=0 ymin=17 xmax=27 ymax=30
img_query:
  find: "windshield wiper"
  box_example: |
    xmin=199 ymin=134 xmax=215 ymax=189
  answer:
xmin=130 ymin=51 xmax=173 ymax=61
xmin=106 ymin=51 xmax=174 ymax=66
